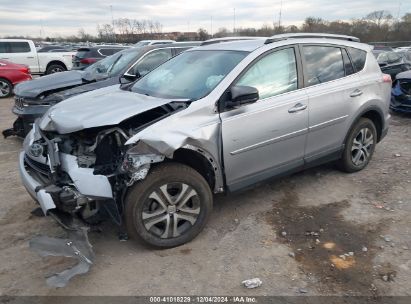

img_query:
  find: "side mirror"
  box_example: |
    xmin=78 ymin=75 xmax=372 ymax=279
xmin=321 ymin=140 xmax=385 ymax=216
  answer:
xmin=226 ymin=85 xmax=259 ymax=108
xmin=120 ymin=72 xmax=141 ymax=85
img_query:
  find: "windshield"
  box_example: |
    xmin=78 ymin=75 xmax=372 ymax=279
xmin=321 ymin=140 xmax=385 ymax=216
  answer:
xmin=84 ymin=50 xmax=137 ymax=78
xmin=131 ymin=50 xmax=248 ymax=100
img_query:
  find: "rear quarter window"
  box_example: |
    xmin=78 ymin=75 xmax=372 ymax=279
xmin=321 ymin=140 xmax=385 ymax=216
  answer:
xmin=347 ymin=47 xmax=367 ymax=72
xmin=9 ymin=42 xmax=31 ymax=53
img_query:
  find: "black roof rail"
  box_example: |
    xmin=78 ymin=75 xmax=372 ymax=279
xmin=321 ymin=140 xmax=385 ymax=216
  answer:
xmin=265 ymin=33 xmax=360 ymax=44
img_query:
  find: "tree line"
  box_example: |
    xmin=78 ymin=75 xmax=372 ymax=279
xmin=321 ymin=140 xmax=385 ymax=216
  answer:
xmin=212 ymin=11 xmax=411 ymax=44
xmin=3 ymin=10 xmax=411 ymax=45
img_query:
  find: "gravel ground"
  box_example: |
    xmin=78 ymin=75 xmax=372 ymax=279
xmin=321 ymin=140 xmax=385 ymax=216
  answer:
xmin=0 ymin=97 xmax=410 ymax=296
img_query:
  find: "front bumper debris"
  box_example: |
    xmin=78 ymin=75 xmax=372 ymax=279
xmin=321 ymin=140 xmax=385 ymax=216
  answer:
xmin=29 ymin=227 xmax=94 ymax=288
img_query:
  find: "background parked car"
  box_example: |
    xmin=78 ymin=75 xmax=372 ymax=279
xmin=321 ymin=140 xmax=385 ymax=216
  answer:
xmin=395 ymin=46 xmax=411 ymax=52
xmin=37 ymin=45 xmax=73 ymax=53
xmin=0 ymin=59 xmax=31 ymax=98
xmin=72 ymin=45 xmax=128 ymax=70
xmin=391 ymin=70 xmax=411 ymax=113
xmin=133 ymin=40 xmax=175 ymax=47
xmin=0 ymin=39 xmax=75 ymax=75
xmin=3 ymin=42 xmax=197 ymax=137
xmin=377 ymin=51 xmax=411 ymax=80
xmin=372 ymin=45 xmax=394 ymax=56
xmin=200 ymin=36 xmax=267 ymax=45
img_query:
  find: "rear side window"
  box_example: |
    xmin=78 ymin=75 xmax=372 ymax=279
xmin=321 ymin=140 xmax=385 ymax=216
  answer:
xmin=303 ymin=46 xmax=345 ymax=86
xmin=0 ymin=42 xmax=8 ymax=53
xmin=98 ymin=48 xmax=112 ymax=56
xmin=342 ymin=49 xmax=355 ymax=76
xmin=347 ymin=47 xmax=367 ymax=72
xmin=9 ymin=42 xmax=31 ymax=53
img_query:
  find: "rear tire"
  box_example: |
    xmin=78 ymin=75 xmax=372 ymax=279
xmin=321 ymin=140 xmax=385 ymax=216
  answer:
xmin=46 ymin=64 xmax=66 ymax=74
xmin=0 ymin=78 xmax=12 ymax=98
xmin=125 ymin=163 xmax=213 ymax=248
xmin=337 ymin=118 xmax=377 ymax=173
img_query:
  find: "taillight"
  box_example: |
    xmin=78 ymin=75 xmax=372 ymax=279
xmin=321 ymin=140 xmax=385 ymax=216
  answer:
xmin=382 ymin=74 xmax=392 ymax=83
xmin=80 ymin=58 xmax=97 ymax=64
xmin=19 ymin=67 xmax=30 ymax=74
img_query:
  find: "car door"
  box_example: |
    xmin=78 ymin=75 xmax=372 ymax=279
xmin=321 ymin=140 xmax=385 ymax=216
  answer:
xmin=301 ymin=44 xmax=361 ymax=162
xmin=220 ymin=46 xmax=309 ymax=191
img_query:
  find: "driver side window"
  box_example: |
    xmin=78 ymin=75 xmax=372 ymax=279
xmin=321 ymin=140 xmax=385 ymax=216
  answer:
xmin=236 ymin=48 xmax=298 ymax=100
xmin=129 ymin=49 xmax=172 ymax=77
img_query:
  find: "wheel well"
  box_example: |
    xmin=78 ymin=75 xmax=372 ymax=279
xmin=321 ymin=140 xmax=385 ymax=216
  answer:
xmin=46 ymin=61 xmax=67 ymax=71
xmin=172 ymin=149 xmax=216 ymax=190
xmin=361 ymin=110 xmax=383 ymax=142
xmin=0 ymin=77 xmax=12 ymax=84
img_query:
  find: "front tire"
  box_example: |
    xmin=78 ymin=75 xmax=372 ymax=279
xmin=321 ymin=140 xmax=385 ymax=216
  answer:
xmin=337 ymin=118 xmax=377 ymax=173
xmin=0 ymin=78 xmax=12 ymax=98
xmin=125 ymin=163 xmax=213 ymax=248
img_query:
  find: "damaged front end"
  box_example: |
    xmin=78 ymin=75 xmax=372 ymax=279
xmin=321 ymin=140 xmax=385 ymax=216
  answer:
xmin=20 ymin=102 xmax=186 ymax=287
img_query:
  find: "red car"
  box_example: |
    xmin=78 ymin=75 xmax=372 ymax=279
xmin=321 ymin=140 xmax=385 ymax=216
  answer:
xmin=0 ymin=60 xmax=32 ymax=98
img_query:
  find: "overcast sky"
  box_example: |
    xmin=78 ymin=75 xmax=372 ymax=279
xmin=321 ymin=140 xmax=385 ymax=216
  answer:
xmin=0 ymin=0 xmax=409 ymax=37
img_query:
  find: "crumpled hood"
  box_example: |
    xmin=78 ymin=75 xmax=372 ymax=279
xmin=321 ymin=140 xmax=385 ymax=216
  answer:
xmin=39 ymin=85 xmax=172 ymax=134
xmin=14 ymin=70 xmax=86 ymax=98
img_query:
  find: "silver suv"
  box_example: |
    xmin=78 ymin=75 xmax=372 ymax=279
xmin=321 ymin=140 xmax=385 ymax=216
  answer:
xmin=20 ymin=34 xmax=391 ymax=248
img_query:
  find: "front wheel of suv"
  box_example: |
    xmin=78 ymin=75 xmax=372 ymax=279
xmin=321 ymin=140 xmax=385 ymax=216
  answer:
xmin=337 ymin=118 xmax=377 ymax=173
xmin=124 ymin=163 xmax=213 ymax=248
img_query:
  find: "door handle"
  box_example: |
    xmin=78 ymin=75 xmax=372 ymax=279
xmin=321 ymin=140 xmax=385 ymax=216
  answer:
xmin=350 ymin=89 xmax=363 ymax=97
xmin=288 ymin=103 xmax=307 ymax=113
xmin=1 ymin=58 xmax=9 ymax=59
xmin=27 ymin=56 xmax=35 ymax=59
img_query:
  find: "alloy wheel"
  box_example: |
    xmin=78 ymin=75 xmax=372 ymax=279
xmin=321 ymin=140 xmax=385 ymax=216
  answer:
xmin=0 ymin=80 xmax=10 ymax=97
xmin=351 ymin=127 xmax=374 ymax=166
xmin=142 ymin=183 xmax=200 ymax=239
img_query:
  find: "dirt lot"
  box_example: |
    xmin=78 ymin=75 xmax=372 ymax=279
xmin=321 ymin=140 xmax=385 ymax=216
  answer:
xmin=0 ymin=97 xmax=410 ymax=296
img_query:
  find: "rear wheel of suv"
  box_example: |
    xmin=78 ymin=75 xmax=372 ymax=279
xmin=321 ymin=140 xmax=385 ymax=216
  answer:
xmin=337 ymin=118 xmax=377 ymax=173
xmin=46 ymin=64 xmax=66 ymax=74
xmin=125 ymin=163 xmax=213 ymax=248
